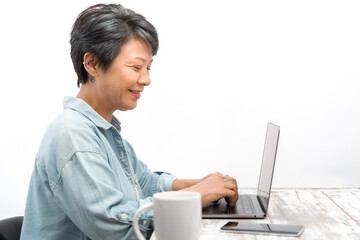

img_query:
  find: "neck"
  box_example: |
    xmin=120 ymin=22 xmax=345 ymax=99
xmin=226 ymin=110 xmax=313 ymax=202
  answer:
xmin=77 ymin=83 xmax=114 ymax=123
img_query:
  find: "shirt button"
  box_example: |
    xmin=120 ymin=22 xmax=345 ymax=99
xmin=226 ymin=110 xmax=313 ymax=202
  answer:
xmin=120 ymin=213 xmax=128 ymax=220
xmin=135 ymin=179 xmax=139 ymax=185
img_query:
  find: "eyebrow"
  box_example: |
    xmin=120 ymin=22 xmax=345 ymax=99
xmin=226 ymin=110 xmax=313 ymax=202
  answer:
xmin=131 ymin=57 xmax=153 ymax=63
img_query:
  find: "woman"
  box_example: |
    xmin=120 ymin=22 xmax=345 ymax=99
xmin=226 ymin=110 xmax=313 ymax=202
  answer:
xmin=20 ymin=4 xmax=238 ymax=240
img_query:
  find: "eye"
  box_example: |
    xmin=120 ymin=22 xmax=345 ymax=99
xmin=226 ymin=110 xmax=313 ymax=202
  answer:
xmin=132 ymin=66 xmax=142 ymax=71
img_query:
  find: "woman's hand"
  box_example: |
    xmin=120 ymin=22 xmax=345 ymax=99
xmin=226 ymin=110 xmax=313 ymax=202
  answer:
xmin=181 ymin=172 xmax=238 ymax=207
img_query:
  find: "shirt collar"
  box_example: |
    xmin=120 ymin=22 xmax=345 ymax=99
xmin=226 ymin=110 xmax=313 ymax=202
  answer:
xmin=63 ymin=96 xmax=121 ymax=132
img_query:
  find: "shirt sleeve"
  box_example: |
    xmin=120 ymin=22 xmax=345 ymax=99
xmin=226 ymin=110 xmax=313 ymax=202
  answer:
xmin=52 ymin=150 xmax=154 ymax=240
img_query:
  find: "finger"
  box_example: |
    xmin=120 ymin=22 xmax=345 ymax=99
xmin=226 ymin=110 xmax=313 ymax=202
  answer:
xmin=224 ymin=187 xmax=239 ymax=206
xmin=223 ymin=184 xmax=238 ymax=198
xmin=225 ymin=195 xmax=238 ymax=207
xmin=223 ymin=188 xmax=237 ymax=199
xmin=228 ymin=177 xmax=238 ymax=193
xmin=224 ymin=181 xmax=237 ymax=192
xmin=222 ymin=179 xmax=238 ymax=207
xmin=225 ymin=186 xmax=238 ymax=203
xmin=223 ymin=175 xmax=236 ymax=185
xmin=227 ymin=176 xmax=237 ymax=185
xmin=225 ymin=177 xmax=238 ymax=193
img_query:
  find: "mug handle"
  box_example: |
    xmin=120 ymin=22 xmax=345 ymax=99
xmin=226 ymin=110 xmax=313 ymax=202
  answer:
xmin=133 ymin=202 xmax=153 ymax=240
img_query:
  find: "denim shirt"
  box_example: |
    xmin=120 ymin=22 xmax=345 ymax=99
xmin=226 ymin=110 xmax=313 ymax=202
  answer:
xmin=20 ymin=96 xmax=177 ymax=240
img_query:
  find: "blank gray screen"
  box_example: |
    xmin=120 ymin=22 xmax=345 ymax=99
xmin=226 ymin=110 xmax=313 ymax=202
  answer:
xmin=257 ymin=123 xmax=280 ymax=198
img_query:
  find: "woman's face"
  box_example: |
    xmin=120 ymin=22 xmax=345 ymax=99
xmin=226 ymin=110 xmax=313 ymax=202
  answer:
xmin=95 ymin=37 xmax=153 ymax=112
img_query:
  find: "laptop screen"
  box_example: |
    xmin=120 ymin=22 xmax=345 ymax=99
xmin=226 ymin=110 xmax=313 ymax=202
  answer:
xmin=257 ymin=123 xmax=280 ymax=211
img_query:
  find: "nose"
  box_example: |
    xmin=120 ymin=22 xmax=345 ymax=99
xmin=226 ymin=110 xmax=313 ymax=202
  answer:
xmin=138 ymin=70 xmax=151 ymax=86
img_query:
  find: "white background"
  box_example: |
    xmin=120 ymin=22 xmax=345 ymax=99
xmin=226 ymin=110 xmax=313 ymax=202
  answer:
xmin=0 ymin=0 xmax=359 ymax=219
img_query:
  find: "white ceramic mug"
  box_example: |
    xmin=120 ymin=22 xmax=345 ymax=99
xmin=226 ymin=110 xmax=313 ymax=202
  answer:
xmin=133 ymin=191 xmax=202 ymax=240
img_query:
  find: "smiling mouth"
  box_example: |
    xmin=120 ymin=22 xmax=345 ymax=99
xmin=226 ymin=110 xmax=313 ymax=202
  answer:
xmin=129 ymin=89 xmax=142 ymax=99
xmin=129 ymin=90 xmax=141 ymax=94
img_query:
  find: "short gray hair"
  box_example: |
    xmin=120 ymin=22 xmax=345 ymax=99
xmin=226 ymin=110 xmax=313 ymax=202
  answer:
xmin=70 ymin=4 xmax=159 ymax=87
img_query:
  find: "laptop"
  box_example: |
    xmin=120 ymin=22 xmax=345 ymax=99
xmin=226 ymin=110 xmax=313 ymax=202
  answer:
xmin=202 ymin=122 xmax=280 ymax=219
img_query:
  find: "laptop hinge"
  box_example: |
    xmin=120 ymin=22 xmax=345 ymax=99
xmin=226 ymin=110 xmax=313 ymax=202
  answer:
xmin=256 ymin=195 xmax=268 ymax=215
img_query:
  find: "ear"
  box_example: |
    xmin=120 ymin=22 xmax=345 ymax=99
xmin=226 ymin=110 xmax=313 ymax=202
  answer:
xmin=83 ymin=52 xmax=100 ymax=79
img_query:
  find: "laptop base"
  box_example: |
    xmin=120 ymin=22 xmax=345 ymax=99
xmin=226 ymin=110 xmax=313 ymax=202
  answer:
xmin=202 ymin=195 xmax=266 ymax=219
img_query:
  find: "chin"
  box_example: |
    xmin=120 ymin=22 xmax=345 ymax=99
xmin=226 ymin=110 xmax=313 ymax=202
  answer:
xmin=119 ymin=103 xmax=137 ymax=111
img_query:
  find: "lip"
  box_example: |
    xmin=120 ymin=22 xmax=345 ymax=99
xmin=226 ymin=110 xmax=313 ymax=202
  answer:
xmin=129 ymin=89 xmax=142 ymax=99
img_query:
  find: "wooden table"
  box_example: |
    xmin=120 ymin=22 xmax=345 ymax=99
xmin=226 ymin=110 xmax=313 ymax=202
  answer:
xmin=199 ymin=188 xmax=360 ymax=239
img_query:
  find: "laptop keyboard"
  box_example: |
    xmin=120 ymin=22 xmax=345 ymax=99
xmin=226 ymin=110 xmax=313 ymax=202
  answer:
xmin=202 ymin=194 xmax=257 ymax=215
xmin=236 ymin=195 xmax=256 ymax=214
xmin=204 ymin=195 xmax=256 ymax=214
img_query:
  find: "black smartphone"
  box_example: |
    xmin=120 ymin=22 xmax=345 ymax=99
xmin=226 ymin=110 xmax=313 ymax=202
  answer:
xmin=221 ymin=221 xmax=304 ymax=237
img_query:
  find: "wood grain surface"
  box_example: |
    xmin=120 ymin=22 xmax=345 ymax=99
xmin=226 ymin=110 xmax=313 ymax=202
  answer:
xmin=150 ymin=188 xmax=360 ymax=240
xmin=198 ymin=188 xmax=360 ymax=240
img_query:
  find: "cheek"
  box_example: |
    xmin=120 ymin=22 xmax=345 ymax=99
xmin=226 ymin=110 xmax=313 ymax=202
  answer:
xmin=108 ymin=72 xmax=130 ymax=89
xmin=119 ymin=71 xmax=140 ymax=87
xmin=113 ymin=77 xmax=137 ymax=95
xmin=102 ymin=68 xmax=139 ymax=92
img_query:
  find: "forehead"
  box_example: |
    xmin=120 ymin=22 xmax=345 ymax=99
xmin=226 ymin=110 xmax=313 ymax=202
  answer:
xmin=117 ymin=37 xmax=152 ymax=62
